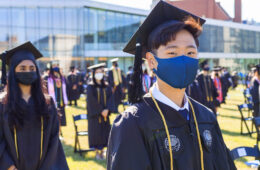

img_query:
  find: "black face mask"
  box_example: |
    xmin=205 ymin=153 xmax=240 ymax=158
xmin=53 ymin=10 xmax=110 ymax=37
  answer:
xmin=203 ymin=67 xmax=210 ymax=71
xmin=15 ymin=72 xmax=38 ymax=85
xmin=114 ymin=63 xmax=118 ymax=67
xmin=215 ymin=73 xmax=219 ymax=77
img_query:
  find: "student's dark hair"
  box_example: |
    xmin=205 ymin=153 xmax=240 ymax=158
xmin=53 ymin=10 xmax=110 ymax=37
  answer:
xmin=92 ymin=68 xmax=107 ymax=88
xmin=147 ymin=17 xmax=202 ymax=53
xmin=5 ymin=61 xmax=50 ymax=129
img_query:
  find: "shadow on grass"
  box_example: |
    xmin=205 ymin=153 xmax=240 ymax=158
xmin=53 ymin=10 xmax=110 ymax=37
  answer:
xmin=218 ymin=114 xmax=240 ymax=120
xmin=62 ymin=142 xmax=106 ymax=169
xmin=221 ymin=129 xmax=251 ymax=137
xmin=220 ymin=106 xmax=239 ymax=112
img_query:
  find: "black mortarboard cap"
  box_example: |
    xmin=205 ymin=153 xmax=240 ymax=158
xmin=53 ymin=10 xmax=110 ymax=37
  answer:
xmin=0 ymin=41 xmax=43 ymax=86
xmin=88 ymin=63 xmax=106 ymax=70
xmin=123 ymin=1 xmax=206 ymax=55
xmin=200 ymin=60 xmax=208 ymax=69
xmin=124 ymin=1 xmax=206 ymax=104
xmin=212 ymin=66 xmax=221 ymax=72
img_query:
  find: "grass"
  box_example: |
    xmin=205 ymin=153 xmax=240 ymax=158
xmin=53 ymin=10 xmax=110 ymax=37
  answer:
xmin=61 ymin=85 xmax=257 ymax=170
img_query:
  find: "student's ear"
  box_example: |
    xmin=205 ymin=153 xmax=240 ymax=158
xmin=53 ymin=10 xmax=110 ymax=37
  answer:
xmin=146 ymin=52 xmax=158 ymax=70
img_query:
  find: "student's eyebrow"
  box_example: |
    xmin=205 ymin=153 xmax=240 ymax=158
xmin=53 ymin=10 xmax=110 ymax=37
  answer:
xmin=165 ymin=45 xmax=197 ymax=49
xmin=165 ymin=45 xmax=177 ymax=49
xmin=186 ymin=45 xmax=197 ymax=49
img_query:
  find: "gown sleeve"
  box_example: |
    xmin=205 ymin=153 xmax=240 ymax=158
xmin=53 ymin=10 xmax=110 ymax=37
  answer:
xmin=0 ymin=104 xmax=14 ymax=169
xmin=214 ymin=122 xmax=237 ymax=170
xmin=87 ymin=85 xmax=105 ymax=118
xmin=107 ymin=111 xmax=152 ymax=170
xmin=39 ymin=100 xmax=69 ymax=170
xmin=106 ymin=87 xmax=114 ymax=113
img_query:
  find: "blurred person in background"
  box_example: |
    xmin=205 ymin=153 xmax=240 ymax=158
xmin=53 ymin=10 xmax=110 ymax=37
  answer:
xmin=250 ymin=64 xmax=260 ymax=117
xmin=67 ymin=66 xmax=80 ymax=106
xmin=197 ymin=60 xmax=218 ymax=115
xmin=47 ymin=63 xmax=68 ymax=137
xmin=87 ymin=63 xmax=114 ymax=160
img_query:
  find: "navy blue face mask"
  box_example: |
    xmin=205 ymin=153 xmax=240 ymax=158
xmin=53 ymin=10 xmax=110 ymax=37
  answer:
xmin=152 ymin=54 xmax=198 ymax=89
xmin=53 ymin=67 xmax=60 ymax=73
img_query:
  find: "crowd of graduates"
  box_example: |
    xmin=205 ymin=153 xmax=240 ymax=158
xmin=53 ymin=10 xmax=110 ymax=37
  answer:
xmin=0 ymin=1 xmax=258 ymax=169
xmin=38 ymin=55 xmax=243 ymax=161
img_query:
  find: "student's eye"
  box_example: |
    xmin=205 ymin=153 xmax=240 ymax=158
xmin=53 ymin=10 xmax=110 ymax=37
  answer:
xmin=168 ymin=52 xmax=177 ymax=55
xmin=187 ymin=51 xmax=196 ymax=55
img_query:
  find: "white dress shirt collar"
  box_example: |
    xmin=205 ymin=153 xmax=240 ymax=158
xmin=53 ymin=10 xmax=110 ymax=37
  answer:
xmin=150 ymin=83 xmax=189 ymax=111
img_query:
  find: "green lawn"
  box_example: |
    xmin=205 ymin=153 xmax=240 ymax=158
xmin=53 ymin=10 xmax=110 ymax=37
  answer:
xmin=61 ymin=85 xmax=257 ymax=170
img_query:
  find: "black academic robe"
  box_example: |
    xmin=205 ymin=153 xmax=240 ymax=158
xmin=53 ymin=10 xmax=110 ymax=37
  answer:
xmin=250 ymin=79 xmax=260 ymax=117
xmin=108 ymin=68 xmax=125 ymax=113
xmin=186 ymin=80 xmax=203 ymax=104
xmin=107 ymin=94 xmax=236 ymax=170
xmin=67 ymin=73 xmax=80 ymax=101
xmin=220 ymin=74 xmax=231 ymax=103
xmin=87 ymin=84 xmax=114 ymax=149
xmin=197 ymin=74 xmax=218 ymax=114
xmin=0 ymin=96 xmax=68 ymax=170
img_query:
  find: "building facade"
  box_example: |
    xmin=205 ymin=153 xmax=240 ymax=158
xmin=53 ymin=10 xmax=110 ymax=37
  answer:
xmin=0 ymin=0 xmax=259 ymax=74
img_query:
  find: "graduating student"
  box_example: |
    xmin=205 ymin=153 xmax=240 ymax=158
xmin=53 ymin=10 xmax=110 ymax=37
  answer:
xmin=67 ymin=66 xmax=80 ymax=106
xmin=0 ymin=42 xmax=68 ymax=170
xmin=47 ymin=63 xmax=68 ymax=127
xmin=87 ymin=63 xmax=114 ymax=160
xmin=197 ymin=60 xmax=218 ymax=114
xmin=186 ymin=79 xmax=203 ymax=104
xmin=250 ymin=64 xmax=260 ymax=117
xmin=107 ymin=2 xmax=236 ymax=170
xmin=108 ymin=58 xmax=125 ymax=113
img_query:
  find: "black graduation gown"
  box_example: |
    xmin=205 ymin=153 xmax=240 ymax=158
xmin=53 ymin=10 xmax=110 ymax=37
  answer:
xmin=197 ymin=74 xmax=218 ymax=114
xmin=67 ymin=73 xmax=80 ymax=101
xmin=126 ymin=71 xmax=133 ymax=94
xmin=108 ymin=69 xmax=125 ymax=113
xmin=87 ymin=84 xmax=114 ymax=149
xmin=186 ymin=80 xmax=203 ymax=104
xmin=0 ymin=96 xmax=68 ymax=170
xmin=250 ymin=79 xmax=260 ymax=117
xmin=107 ymin=94 xmax=236 ymax=170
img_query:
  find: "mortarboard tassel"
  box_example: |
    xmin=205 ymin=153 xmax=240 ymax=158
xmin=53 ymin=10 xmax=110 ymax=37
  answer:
xmin=1 ymin=52 xmax=7 ymax=87
xmin=129 ymin=37 xmax=143 ymax=104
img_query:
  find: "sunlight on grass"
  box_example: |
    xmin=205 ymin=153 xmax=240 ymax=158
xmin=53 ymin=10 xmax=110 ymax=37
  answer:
xmin=62 ymin=85 xmax=257 ymax=170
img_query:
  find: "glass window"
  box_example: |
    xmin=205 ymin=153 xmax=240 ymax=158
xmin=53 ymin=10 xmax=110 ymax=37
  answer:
xmin=25 ymin=8 xmax=38 ymax=28
xmin=0 ymin=8 xmax=9 ymax=27
xmin=65 ymin=8 xmax=77 ymax=30
xmin=11 ymin=8 xmax=25 ymax=27
xmin=52 ymin=8 xmax=65 ymax=29
xmin=39 ymin=8 xmax=52 ymax=29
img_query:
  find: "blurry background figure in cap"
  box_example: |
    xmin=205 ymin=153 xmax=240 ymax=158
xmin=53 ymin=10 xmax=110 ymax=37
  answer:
xmin=197 ymin=59 xmax=218 ymax=114
xmin=250 ymin=64 xmax=260 ymax=117
xmin=211 ymin=66 xmax=223 ymax=113
xmin=108 ymin=58 xmax=126 ymax=113
xmin=0 ymin=41 xmax=68 ymax=170
xmin=86 ymin=63 xmax=114 ymax=160
xmin=47 ymin=59 xmax=68 ymax=137
xmin=66 ymin=66 xmax=80 ymax=106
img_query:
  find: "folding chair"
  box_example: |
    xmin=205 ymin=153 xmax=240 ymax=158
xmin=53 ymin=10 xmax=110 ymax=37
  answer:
xmin=254 ymin=117 xmax=260 ymax=146
xmin=231 ymin=145 xmax=260 ymax=168
xmin=238 ymin=103 xmax=255 ymax=136
xmin=72 ymin=114 xmax=94 ymax=156
xmin=243 ymin=88 xmax=252 ymax=104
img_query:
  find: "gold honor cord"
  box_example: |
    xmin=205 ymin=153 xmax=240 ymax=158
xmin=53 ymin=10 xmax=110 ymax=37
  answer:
xmin=150 ymin=93 xmax=204 ymax=170
xmin=14 ymin=116 xmax=44 ymax=161
xmin=150 ymin=93 xmax=173 ymax=170
xmin=188 ymin=99 xmax=204 ymax=170
xmin=97 ymin=88 xmax=108 ymax=123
